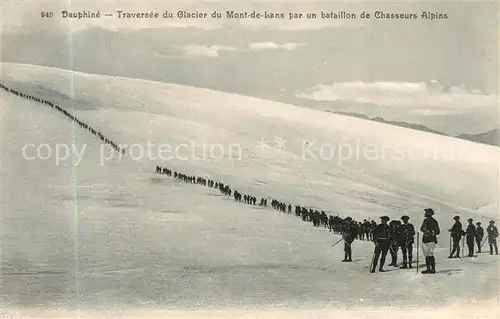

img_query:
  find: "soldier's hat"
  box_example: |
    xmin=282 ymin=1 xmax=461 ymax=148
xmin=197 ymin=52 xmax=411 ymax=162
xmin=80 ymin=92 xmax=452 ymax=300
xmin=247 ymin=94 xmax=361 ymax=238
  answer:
xmin=424 ymin=208 xmax=434 ymax=216
xmin=468 ymin=218 xmax=473 ymax=222
xmin=490 ymin=220 xmax=495 ymax=224
xmin=453 ymin=216 xmax=460 ymax=220
xmin=345 ymin=216 xmax=352 ymax=221
xmin=401 ymin=215 xmax=410 ymax=220
xmin=380 ymin=216 xmax=390 ymax=221
xmin=476 ymin=222 xmax=481 ymax=225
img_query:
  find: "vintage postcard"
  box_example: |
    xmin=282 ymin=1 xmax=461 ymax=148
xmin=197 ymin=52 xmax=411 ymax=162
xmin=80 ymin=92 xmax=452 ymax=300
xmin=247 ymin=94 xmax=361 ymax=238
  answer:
xmin=1 ymin=0 xmax=498 ymax=318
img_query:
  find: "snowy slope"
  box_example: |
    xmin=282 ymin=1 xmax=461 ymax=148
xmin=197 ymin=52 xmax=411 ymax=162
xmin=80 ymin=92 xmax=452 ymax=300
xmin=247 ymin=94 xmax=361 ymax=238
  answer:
xmin=1 ymin=63 xmax=498 ymax=219
xmin=1 ymin=63 xmax=499 ymax=317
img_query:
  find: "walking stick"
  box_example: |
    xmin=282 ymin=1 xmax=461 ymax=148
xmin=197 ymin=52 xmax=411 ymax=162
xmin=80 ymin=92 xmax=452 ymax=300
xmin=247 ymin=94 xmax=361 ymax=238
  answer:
xmin=369 ymin=242 xmax=377 ymax=272
xmin=481 ymin=237 xmax=488 ymax=249
xmin=449 ymin=235 xmax=452 ymax=256
xmin=461 ymin=235 xmax=465 ymax=257
xmin=332 ymin=237 xmax=344 ymax=247
xmin=416 ymin=232 xmax=419 ymax=274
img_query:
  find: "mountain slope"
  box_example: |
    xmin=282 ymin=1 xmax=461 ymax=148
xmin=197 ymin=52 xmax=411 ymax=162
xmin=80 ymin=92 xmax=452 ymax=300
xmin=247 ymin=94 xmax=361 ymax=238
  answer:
xmin=1 ymin=62 xmax=499 ymax=316
xmin=334 ymin=111 xmax=500 ymax=147
xmin=2 ymin=62 xmax=498 ymax=218
xmin=456 ymin=129 xmax=500 ymax=147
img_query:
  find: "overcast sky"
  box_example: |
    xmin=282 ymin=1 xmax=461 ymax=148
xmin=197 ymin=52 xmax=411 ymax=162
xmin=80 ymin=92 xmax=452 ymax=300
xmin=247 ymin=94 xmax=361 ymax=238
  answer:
xmin=2 ymin=0 xmax=498 ymax=134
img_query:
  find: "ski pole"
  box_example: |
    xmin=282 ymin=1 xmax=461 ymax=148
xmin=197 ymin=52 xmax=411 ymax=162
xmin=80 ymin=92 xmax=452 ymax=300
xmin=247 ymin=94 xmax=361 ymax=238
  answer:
xmin=481 ymin=237 xmax=488 ymax=249
xmin=416 ymin=232 xmax=419 ymax=274
xmin=461 ymin=236 xmax=465 ymax=257
xmin=369 ymin=242 xmax=377 ymax=272
xmin=332 ymin=237 xmax=344 ymax=247
xmin=388 ymin=243 xmax=399 ymax=265
xmin=449 ymin=235 xmax=452 ymax=256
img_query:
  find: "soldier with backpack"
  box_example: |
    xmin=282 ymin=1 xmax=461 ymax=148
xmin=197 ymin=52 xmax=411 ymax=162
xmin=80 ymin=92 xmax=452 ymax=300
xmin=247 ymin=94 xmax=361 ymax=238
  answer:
xmin=420 ymin=208 xmax=440 ymax=274
xmin=465 ymin=218 xmax=477 ymax=257
xmin=342 ymin=217 xmax=357 ymax=262
xmin=475 ymin=222 xmax=484 ymax=253
xmin=487 ymin=221 xmax=499 ymax=255
xmin=388 ymin=220 xmax=402 ymax=267
xmin=448 ymin=216 xmax=463 ymax=258
xmin=399 ymin=215 xmax=415 ymax=269
xmin=370 ymin=216 xmax=391 ymax=273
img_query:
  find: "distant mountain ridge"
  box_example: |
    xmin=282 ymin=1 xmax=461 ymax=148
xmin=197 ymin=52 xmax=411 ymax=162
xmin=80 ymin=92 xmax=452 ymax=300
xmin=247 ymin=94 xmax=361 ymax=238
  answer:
xmin=456 ymin=129 xmax=499 ymax=147
xmin=332 ymin=111 xmax=499 ymax=147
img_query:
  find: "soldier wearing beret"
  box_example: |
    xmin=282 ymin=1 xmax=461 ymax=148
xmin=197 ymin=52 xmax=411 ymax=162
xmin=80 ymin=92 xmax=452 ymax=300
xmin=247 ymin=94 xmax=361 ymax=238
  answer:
xmin=399 ymin=215 xmax=415 ymax=268
xmin=420 ymin=208 xmax=440 ymax=274
xmin=465 ymin=218 xmax=477 ymax=257
xmin=475 ymin=222 xmax=484 ymax=253
xmin=487 ymin=221 xmax=499 ymax=255
xmin=341 ymin=217 xmax=357 ymax=262
xmin=448 ymin=216 xmax=463 ymax=258
xmin=370 ymin=216 xmax=391 ymax=273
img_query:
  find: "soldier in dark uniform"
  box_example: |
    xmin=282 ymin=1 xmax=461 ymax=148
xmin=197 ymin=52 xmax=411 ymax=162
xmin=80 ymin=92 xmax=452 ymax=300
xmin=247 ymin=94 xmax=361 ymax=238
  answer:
xmin=363 ymin=219 xmax=371 ymax=241
xmin=358 ymin=222 xmax=365 ymax=240
xmin=328 ymin=215 xmax=334 ymax=232
xmin=448 ymin=216 xmax=463 ymax=258
xmin=420 ymin=208 xmax=440 ymax=274
xmin=399 ymin=215 xmax=415 ymax=268
xmin=342 ymin=217 xmax=357 ymax=262
xmin=370 ymin=216 xmax=390 ymax=273
xmin=475 ymin=222 xmax=484 ymax=253
xmin=486 ymin=220 xmax=499 ymax=255
xmin=465 ymin=218 xmax=477 ymax=257
xmin=388 ymin=220 xmax=402 ymax=267
xmin=370 ymin=220 xmax=377 ymax=241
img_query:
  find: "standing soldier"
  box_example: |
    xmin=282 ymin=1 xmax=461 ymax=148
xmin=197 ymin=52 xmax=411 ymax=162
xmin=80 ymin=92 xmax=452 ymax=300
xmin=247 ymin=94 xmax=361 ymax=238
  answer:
xmin=420 ymin=208 xmax=440 ymax=274
xmin=465 ymin=218 xmax=477 ymax=257
xmin=486 ymin=220 xmax=499 ymax=255
xmin=370 ymin=216 xmax=391 ymax=273
xmin=399 ymin=215 xmax=415 ymax=269
xmin=342 ymin=217 xmax=356 ymax=262
xmin=370 ymin=220 xmax=377 ymax=241
xmin=475 ymin=222 xmax=484 ymax=253
xmin=388 ymin=220 xmax=402 ymax=267
xmin=364 ymin=219 xmax=371 ymax=241
xmin=448 ymin=216 xmax=463 ymax=258
xmin=358 ymin=222 xmax=365 ymax=240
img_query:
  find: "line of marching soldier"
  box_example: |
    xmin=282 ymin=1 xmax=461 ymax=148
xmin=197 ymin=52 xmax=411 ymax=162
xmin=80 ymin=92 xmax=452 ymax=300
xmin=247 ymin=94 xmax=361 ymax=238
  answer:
xmin=154 ymin=165 xmax=499 ymax=274
xmin=155 ymin=164 xmax=380 ymax=245
xmin=0 ymin=82 xmax=126 ymax=155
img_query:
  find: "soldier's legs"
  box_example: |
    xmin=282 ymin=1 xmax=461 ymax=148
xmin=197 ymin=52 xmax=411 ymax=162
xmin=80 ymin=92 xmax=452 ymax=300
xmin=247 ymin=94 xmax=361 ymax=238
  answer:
xmin=376 ymin=241 xmax=389 ymax=271
xmin=379 ymin=246 xmax=389 ymax=270
xmin=401 ymin=245 xmax=408 ymax=263
xmin=407 ymin=243 xmax=414 ymax=268
xmin=343 ymin=242 xmax=350 ymax=261
xmin=493 ymin=240 xmax=499 ymax=254
xmin=400 ymin=245 xmax=408 ymax=268
xmin=348 ymin=242 xmax=353 ymax=260
xmin=371 ymin=245 xmax=382 ymax=271
xmin=476 ymin=237 xmax=482 ymax=252
xmin=451 ymin=237 xmax=460 ymax=257
xmin=467 ymin=237 xmax=474 ymax=256
xmin=421 ymin=242 xmax=436 ymax=273
xmin=389 ymin=244 xmax=397 ymax=266
xmin=394 ymin=245 xmax=399 ymax=265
